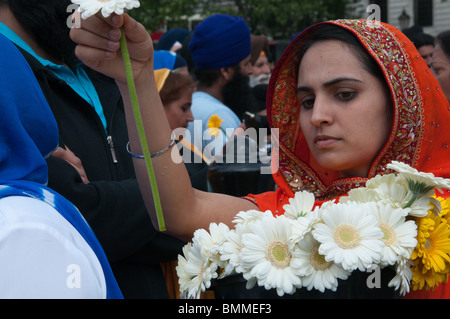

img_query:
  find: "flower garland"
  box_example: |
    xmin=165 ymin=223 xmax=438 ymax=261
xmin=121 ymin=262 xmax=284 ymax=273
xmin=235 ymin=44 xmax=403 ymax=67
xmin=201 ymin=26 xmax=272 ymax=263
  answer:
xmin=176 ymin=161 xmax=450 ymax=298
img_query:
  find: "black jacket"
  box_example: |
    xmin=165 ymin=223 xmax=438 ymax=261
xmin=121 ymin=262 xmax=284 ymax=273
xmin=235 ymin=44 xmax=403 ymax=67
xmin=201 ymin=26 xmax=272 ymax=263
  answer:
xmin=19 ymin=49 xmax=185 ymax=298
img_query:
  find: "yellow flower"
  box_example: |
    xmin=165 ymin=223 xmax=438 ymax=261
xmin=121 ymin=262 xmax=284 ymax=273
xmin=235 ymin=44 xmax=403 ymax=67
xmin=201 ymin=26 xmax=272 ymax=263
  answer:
xmin=411 ymin=197 xmax=450 ymax=291
xmin=438 ymin=197 xmax=450 ymax=224
xmin=411 ymin=259 xmax=449 ymax=291
xmin=207 ymin=114 xmax=224 ymax=137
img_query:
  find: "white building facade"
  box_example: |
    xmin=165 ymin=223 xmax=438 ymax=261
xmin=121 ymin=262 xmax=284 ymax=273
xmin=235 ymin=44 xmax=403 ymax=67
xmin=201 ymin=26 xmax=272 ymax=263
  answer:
xmin=354 ymin=0 xmax=450 ymax=36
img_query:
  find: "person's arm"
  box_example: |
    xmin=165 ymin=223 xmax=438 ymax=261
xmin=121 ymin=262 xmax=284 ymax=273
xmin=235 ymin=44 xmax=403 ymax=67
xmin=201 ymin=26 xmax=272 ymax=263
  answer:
xmin=70 ymin=14 xmax=258 ymax=241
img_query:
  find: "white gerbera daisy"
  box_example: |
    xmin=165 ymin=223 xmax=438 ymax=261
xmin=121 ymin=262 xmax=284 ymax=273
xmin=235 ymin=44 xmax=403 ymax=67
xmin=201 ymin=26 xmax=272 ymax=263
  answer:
xmin=340 ymin=187 xmax=380 ymax=204
xmin=176 ymin=243 xmax=194 ymax=298
xmin=312 ymin=202 xmax=385 ymax=271
xmin=372 ymin=202 xmax=418 ymax=267
xmin=283 ymin=190 xmax=315 ymax=220
xmin=387 ymin=161 xmax=450 ymax=193
xmin=366 ymin=173 xmax=431 ymax=217
xmin=219 ymin=224 xmax=248 ymax=277
xmin=296 ymin=233 xmax=351 ymax=292
xmin=176 ymin=223 xmax=230 ymax=299
xmin=388 ymin=257 xmax=413 ymax=296
xmin=240 ymin=215 xmax=304 ymax=296
xmin=72 ymin=0 xmax=140 ymax=19
xmin=193 ymin=223 xmax=229 ymax=268
xmin=233 ymin=209 xmax=272 ymax=226
xmin=176 ymin=241 xmax=218 ymax=299
xmin=289 ymin=206 xmax=322 ymax=244
xmin=123 ymin=0 xmax=140 ymax=10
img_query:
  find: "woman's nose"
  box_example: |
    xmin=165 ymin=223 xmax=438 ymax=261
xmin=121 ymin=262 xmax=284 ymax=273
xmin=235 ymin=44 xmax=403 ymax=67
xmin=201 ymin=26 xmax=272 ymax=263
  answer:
xmin=310 ymin=96 xmax=333 ymax=127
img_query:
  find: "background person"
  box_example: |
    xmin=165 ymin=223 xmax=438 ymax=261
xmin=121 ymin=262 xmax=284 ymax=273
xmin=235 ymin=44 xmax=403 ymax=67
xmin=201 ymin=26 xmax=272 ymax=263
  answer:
xmin=155 ymin=68 xmax=209 ymax=191
xmin=407 ymin=32 xmax=435 ymax=68
xmin=187 ymin=14 xmax=253 ymax=155
xmin=432 ymin=31 xmax=450 ymax=103
xmin=0 ymin=33 xmax=121 ymax=299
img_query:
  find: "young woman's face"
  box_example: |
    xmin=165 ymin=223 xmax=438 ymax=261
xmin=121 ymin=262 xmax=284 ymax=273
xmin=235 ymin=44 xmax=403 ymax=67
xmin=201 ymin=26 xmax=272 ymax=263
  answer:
xmin=297 ymin=40 xmax=392 ymax=177
xmin=164 ymin=87 xmax=194 ymax=130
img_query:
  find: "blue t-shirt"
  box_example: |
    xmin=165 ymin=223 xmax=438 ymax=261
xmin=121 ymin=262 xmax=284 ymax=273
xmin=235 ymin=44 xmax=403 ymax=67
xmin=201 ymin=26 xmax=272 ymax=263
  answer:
xmin=187 ymin=91 xmax=241 ymax=158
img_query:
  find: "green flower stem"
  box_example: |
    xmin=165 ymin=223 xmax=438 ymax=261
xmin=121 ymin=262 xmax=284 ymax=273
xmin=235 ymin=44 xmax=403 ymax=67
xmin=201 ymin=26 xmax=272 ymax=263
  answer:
xmin=402 ymin=179 xmax=435 ymax=209
xmin=402 ymin=192 xmax=420 ymax=209
xmin=120 ymin=28 xmax=166 ymax=231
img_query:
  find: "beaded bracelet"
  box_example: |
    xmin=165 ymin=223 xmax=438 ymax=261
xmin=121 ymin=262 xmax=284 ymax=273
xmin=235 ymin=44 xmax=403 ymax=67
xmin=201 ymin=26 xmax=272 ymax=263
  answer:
xmin=126 ymin=131 xmax=177 ymax=159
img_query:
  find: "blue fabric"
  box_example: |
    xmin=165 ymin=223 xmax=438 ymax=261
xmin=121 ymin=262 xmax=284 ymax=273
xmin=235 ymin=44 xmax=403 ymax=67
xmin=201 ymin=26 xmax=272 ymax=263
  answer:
xmin=154 ymin=50 xmax=176 ymax=70
xmin=188 ymin=14 xmax=251 ymax=70
xmin=154 ymin=50 xmax=187 ymax=70
xmin=0 ymin=34 xmax=122 ymax=299
xmin=0 ymin=22 xmax=108 ymax=133
xmin=0 ymin=35 xmax=58 ymax=184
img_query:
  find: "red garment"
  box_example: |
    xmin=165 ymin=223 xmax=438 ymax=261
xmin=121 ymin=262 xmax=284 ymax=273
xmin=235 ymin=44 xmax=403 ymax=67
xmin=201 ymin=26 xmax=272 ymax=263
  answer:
xmin=246 ymin=20 xmax=450 ymax=298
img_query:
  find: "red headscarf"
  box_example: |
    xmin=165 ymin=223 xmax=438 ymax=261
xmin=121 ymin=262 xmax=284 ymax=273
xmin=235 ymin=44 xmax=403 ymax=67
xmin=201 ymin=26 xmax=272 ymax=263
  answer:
xmin=246 ymin=19 xmax=450 ymax=298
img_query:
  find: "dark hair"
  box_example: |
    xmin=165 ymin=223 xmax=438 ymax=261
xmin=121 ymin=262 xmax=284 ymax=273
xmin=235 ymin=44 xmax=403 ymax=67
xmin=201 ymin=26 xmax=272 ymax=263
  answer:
xmin=409 ymin=32 xmax=435 ymax=50
xmin=0 ymin=0 xmax=77 ymax=64
xmin=159 ymin=72 xmax=196 ymax=106
xmin=436 ymin=31 xmax=450 ymax=60
xmin=300 ymin=24 xmax=386 ymax=84
xmin=192 ymin=68 xmax=221 ymax=87
xmin=193 ymin=63 xmax=241 ymax=87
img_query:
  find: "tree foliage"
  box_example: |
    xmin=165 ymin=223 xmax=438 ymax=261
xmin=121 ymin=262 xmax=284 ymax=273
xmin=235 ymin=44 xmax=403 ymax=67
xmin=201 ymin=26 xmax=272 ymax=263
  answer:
xmin=128 ymin=0 xmax=202 ymax=33
xmin=130 ymin=0 xmax=359 ymax=40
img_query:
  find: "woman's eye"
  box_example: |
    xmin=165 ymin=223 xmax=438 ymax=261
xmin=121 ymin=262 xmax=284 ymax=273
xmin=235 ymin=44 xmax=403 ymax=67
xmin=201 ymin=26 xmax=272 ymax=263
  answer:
xmin=337 ymin=91 xmax=356 ymax=100
xmin=301 ymin=98 xmax=315 ymax=109
xmin=181 ymin=104 xmax=191 ymax=113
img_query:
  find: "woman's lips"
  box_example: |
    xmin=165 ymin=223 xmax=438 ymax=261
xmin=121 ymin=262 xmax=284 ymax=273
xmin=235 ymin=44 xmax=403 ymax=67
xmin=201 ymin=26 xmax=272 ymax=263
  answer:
xmin=314 ymin=135 xmax=340 ymax=148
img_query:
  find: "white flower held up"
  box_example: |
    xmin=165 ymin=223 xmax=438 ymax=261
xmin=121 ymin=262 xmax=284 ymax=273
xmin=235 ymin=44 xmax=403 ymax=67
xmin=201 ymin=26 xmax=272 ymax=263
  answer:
xmin=72 ymin=0 xmax=140 ymax=20
xmin=387 ymin=161 xmax=450 ymax=195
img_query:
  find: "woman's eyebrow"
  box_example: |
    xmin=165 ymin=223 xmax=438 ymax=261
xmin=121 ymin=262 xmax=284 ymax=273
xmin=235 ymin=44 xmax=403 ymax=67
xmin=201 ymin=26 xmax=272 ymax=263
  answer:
xmin=297 ymin=77 xmax=363 ymax=94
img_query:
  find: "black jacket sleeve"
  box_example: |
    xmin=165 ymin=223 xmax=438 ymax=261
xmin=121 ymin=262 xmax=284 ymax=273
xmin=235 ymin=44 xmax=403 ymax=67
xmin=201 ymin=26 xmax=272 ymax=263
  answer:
xmin=46 ymin=156 xmax=185 ymax=263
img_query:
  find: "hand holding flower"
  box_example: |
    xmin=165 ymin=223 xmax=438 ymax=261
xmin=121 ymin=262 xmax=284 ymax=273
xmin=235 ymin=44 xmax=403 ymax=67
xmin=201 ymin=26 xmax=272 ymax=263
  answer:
xmin=70 ymin=5 xmax=168 ymax=231
xmin=69 ymin=13 xmax=154 ymax=86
